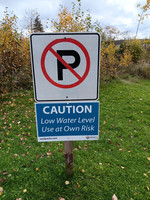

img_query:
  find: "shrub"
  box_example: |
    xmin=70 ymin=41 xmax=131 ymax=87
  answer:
xmin=101 ymin=41 xmax=133 ymax=80
xmin=127 ymin=62 xmax=150 ymax=79
xmin=119 ymin=39 xmax=143 ymax=63
xmin=0 ymin=9 xmax=31 ymax=97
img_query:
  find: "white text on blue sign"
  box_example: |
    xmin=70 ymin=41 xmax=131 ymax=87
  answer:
xmin=35 ymin=102 xmax=99 ymax=142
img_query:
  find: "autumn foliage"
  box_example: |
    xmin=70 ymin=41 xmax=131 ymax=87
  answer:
xmin=0 ymin=10 xmax=31 ymax=96
xmin=0 ymin=2 xmax=150 ymax=97
xmin=51 ymin=1 xmax=102 ymax=33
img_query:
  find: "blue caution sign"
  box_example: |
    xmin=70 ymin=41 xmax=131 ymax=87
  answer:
xmin=35 ymin=102 xmax=99 ymax=142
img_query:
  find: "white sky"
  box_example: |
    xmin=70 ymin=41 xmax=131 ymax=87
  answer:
xmin=0 ymin=0 xmax=149 ymax=39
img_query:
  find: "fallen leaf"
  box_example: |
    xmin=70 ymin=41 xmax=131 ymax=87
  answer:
xmin=0 ymin=139 xmax=4 ymax=143
xmin=2 ymin=171 xmax=7 ymax=175
xmin=26 ymin=146 xmax=31 ymax=148
xmin=112 ymin=194 xmax=118 ymax=200
xmin=121 ymin=166 xmax=125 ymax=169
xmin=81 ymin=169 xmax=85 ymax=173
xmin=144 ymin=173 xmax=148 ymax=177
xmin=0 ymin=178 xmax=4 ymax=183
xmin=65 ymin=181 xmax=69 ymax=185
xmin=147 ymin=186 xmax=149 ymax=191
xmin=147 ymin=157 xmax=150 ymax=161
xmin=58 ymin=198 xmax=65 ymax=200
xmin=47 ymin=152 xmax=53 ymax=156
xmin=0 ymin=178 xmax=8 ymax=183
xmin=0 ymin=187 xmax=3 ymax=196
xmin=20 ymin=137 xmax=25 ymax=141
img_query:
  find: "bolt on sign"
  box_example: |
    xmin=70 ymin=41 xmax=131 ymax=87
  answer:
xmin=30 ymin=33 xmax=100 ymax=101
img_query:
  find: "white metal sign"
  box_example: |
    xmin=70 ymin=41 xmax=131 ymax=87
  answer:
xmin=30 ymin=33 xmax=100 ymax=101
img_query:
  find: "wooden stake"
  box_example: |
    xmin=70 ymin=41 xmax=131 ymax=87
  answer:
xmin=64 ymin=141 xmax=74 ymax=176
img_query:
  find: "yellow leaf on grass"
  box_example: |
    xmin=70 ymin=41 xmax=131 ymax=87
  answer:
xmin=0 ymin=187 xmax=3 ymax=196
xmin=147 ymin=157 xmax=150 ymax=161
xmin=144 ymin=173 xmax=148 ymax=177
xmin=23 ymin=189 xmax=27 ymax=193
xmin=65 ymin=181 xmax=69 ymax=185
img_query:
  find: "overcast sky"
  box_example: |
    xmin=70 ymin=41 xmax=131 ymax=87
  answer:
xmin=0 ymin=0 xmax=149 ymax=39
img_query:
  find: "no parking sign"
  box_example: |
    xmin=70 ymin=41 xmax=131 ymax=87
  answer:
xmin=30 ymin=33 xmax=100 ymax=101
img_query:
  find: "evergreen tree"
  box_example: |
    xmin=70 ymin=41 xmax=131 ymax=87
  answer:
xmin=33 ymin=15 xmax=44 ymax=32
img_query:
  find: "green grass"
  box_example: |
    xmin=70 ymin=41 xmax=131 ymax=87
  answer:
xmin=0 ymin=79 xmax=150 ymax=200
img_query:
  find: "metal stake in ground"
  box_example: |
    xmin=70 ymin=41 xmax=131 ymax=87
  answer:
xmin=64 ymin=141 xmax=74 ymax=176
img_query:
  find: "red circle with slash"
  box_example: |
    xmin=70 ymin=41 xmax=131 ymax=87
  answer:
xmin=41 ymin=38 xmax=90 ymax=89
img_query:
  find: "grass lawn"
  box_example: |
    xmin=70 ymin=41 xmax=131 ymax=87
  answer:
xmin=0 ymin=79 xmax=150 ymax=200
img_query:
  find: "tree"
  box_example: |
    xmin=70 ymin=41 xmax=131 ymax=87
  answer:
xmin=51 ymin=0 xmax=102 ymax=33
xmin=33 ymin=15 xmax=44 ymax=32
xmin=137 ymin=0 xmax=150 ymax=15
xmin=136 ymin=1 xmax=150 ymax=38
xmin=102 ymin=26 xmax=120 ymax=41
xmin=0 ymin=8 xmax=21 ymax=93
xmin=23 ymin=9 xmax=37 ymax=33
xmin=0 ymin=8 xmax=31 ymax=96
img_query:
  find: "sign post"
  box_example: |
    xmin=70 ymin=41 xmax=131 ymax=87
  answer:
xmin=64 ymin=141 xmax=74 ymax=176
xmin=30 ymin=32 xmax=101 ymax=175
xmin=35 ymin=101 xmax=99 ymax=175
